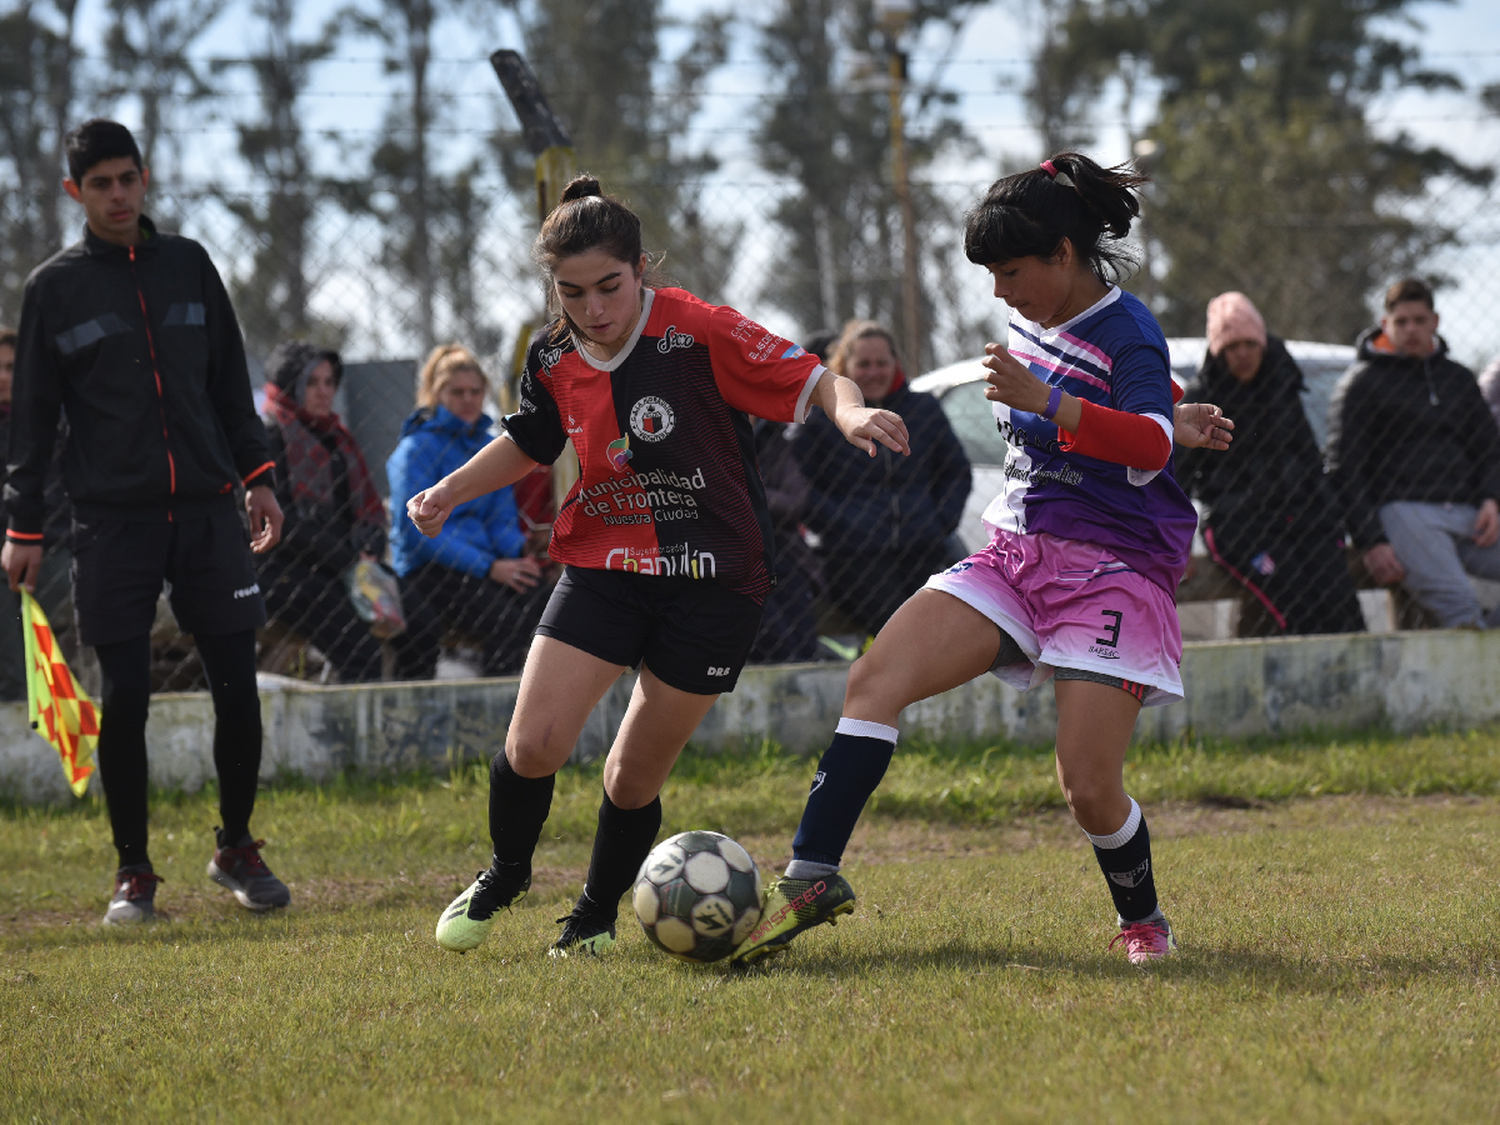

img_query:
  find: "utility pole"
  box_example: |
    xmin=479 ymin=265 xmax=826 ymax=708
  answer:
xmin=491 ymin=49 xmax=579 ymax=509
xmin=876 ymin=0 xmax=923 ymax=371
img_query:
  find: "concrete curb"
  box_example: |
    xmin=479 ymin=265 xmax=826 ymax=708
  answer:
xmin=4 ymin=629 xmax=1498 ymax=804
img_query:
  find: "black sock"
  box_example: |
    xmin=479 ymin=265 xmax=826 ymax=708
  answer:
xmin=581 ymin=791 xmax=662 ymax=919
xmin=790 ymin=719 xmax=898 ymax=868
xmin=196 ymin=630 xmax=262 ymax=844
xmin=1086 ymin=799 xmax=1160 ymax=924
xmin=488 ymin=751 xmax=556 ymax=881
xmin=95 ymin=636 xmax=153 ymax=869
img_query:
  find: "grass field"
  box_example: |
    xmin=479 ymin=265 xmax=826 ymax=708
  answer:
xmin=3 ymin=729 xmax=1499 ymax=1123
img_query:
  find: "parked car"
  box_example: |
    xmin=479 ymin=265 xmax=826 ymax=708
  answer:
xmin=911 ymin=337 xmax=1357 ymax=553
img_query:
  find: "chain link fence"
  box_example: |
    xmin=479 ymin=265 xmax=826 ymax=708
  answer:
xmin=5 ymin=157 xmax=1500 ymax=691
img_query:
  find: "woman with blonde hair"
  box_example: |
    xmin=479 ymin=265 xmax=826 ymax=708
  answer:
xmin=387 ymin=344 xmax=548 ymax=679
xmin=792 ymin=318 xmax=972 ymax=636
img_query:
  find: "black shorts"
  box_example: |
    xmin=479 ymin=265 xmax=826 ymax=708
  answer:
xmin=536 ymin=567 xmax=763 ymax=695
xmin=72 ymin=509 xmax=267 ymax=647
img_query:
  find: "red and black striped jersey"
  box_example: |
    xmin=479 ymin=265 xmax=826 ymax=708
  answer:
xmin=503 ymin=287 xmax=824 ymax=600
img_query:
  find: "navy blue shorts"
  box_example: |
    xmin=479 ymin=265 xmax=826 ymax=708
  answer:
xmin=535 ymin=567 xmax=762 ymax=695
xmin=71 ymin=509 xmax=266 ymax=647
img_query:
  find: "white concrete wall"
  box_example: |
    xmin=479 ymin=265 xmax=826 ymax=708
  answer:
xmin=5 ymin=629 xmax=1499 ymax=804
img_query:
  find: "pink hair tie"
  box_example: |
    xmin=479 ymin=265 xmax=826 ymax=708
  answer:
xmin=1040 ymin=160 xmax=1058 ymax=178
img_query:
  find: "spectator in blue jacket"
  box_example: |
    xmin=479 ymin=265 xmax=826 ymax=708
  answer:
xmin=793 ymin=320 xmax=971 ymax=636
xmin=388 ymin=345 xmax=549 ymax=678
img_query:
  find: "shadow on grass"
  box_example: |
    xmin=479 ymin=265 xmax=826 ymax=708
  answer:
xmin=725 ymin=938 xmax=1500 ymax=995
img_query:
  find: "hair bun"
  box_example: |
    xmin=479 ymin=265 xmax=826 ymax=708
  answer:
xmin=560 ymin=175 xmax=603 ymax=203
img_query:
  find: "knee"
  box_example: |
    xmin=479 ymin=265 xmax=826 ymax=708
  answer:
xmin=503 ymin=731 xmax=561 ymax=779
xmin=845 ymin=648 xmax=896 ymax=709
xmin=1056 ymin=769 xmax=1125 ymax=832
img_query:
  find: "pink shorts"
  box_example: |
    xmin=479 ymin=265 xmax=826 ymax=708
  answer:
xmin=923 ymin=530 xmax=1184 ymax=707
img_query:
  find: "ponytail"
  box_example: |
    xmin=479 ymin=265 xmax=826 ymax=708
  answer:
xmin=964 ymin=152 xmax=1147 ymax=282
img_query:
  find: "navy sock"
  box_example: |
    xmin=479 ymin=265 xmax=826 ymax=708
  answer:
xmin=790 ymin=719 xmax=898 ymax=868
xmin=582 ymin=791 xmax=662 ymax=919
xmin=487 ymin=751 xmax=555 ymax=881
xmin=1085 ymin=799 xmax=1160 ymax=924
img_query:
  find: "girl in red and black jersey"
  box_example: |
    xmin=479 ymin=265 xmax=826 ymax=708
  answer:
xmin=417 ymin=176 xmax=910 ymax=957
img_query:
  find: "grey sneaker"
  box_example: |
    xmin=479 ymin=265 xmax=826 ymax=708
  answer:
xmin=103 ymin=864 xmax=162 ymax=926
xmin=207 ymin=828 xmax=291 ymax=911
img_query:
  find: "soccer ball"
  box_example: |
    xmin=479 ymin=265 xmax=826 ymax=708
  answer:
xmin=633 ymin=831 xmax=763 ymax=963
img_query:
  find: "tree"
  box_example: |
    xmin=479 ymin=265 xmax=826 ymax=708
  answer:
xmin=1047 ymin=0 xmax=1492 ymax=341
xmin=494 ymin=0 xmax=736 ymax=302
xmin=102 ymin=0 xmax=228 ymax=190
xmin=214 ymin=0 xmax=340 ymax=359
xmin=752 ymin=0 xmax=980 ymax=368
xmin=336 ymin=0 xmax=506 ymax=356
xmin=0 ymin=0 xmax=83 ymax=325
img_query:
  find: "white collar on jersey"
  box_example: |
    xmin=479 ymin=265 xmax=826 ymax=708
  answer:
xmin=1015 ymin=284 xmax=1122 ymax=337
xmin=571 ymin=287 xmax=657 ymax=373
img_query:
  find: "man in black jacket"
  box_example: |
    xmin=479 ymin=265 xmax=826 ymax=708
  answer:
xmin=2 ymin=119 xmax=290 ymax=924
xmin=1325 ymin=278 xmax=1500 ymax=628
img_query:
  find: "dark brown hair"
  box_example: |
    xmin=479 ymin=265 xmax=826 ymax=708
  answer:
xmin=65 ymin=119 xmax=143 ymax=184
xmin=1384 ymin=277 xmax=1435 ymax=312
xmin=532 ymin=175 xmax=654 ymax=339
xmin=0 ymin=328 xmax=16 ymax=351
xmin=964 ymin=152 xmax=1147 ymax=282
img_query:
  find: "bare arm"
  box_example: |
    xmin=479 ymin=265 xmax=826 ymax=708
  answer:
xmin=811 ymin=370 xmax=911 ymax=457
xmin=407 ymin=433 xmax=539 ymax=539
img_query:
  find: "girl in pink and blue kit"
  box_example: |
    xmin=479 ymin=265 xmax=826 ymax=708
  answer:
xmin=734 ymin=153 xmax=1235 ymax=966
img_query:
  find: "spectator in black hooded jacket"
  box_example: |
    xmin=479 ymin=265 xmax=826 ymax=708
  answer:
xmin=258 ymin=341 xmax=388 ymax=682
xmin=1177 ymin=292 xmax=1364 ymax=635
xmin=793 ymin=320 xmax=970 ymax=637
xmin=1326 ymin=278 xmax=1500 ymax=629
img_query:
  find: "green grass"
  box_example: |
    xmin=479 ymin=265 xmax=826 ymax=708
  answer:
xmin=3 ymin=729 xmax=1500 ymax=1123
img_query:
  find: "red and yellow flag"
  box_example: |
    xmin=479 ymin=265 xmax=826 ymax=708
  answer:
xmin=21 ymin=591 xmax=99 ymax=797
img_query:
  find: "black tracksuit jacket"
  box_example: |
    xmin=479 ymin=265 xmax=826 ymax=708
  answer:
xmin=5 ymin=218 xmax=273 ymax=540
xmin=1324 ymin=328 xmax=1500 ymax=552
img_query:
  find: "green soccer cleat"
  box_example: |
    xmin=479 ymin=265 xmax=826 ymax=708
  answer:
xmin=730 ymin=874 xmax=856 ymax=965
xmin=548 ymin=905 xmax=618 ymax=959
xmin=435 ymin=868 xmax=529 ymax=953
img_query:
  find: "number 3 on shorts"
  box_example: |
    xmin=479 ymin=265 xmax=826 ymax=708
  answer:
xmin=1095 ymin=609 xmax=1122 ymax=648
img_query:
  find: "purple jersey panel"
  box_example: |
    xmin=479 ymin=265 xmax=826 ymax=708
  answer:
xmin=980 ymin=287 xmax=1198 ymax=593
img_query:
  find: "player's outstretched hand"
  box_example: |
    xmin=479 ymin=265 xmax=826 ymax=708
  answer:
xmin=408 ymin=484 xmax=454 ymax=538
xmin=0 ymin=540 xmax=42 ymax=593
xmin=1173 ymin=402 xmax=1235 ymax=451
xmin=246 ymin=485 xmax=284 ymax=553
xmin=836 ymin=405 xmax=910 ymax=458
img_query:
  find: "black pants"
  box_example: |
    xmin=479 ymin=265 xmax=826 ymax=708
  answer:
xmin=95 ymin=629 xmax=262 ymax=868
xmin=819 ymin=541 xmax=952 ymax=637
xmin=1205 ymin=512 xmax=1365 ymax=636
xmin=259 ymin=559 xmax=384 ymax=683
xmin=391 ymin=564 xmax=549 ymax=680
xmin=749 ymin=554 xmax=821 ymax=664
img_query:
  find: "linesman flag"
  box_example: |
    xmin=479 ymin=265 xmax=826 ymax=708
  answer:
xmin=21 ymin=591 xmax=98 ymax=797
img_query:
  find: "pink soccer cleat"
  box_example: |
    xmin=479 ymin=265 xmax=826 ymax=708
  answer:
xmin=1110 ymin=917 xmax=1176 ymax=963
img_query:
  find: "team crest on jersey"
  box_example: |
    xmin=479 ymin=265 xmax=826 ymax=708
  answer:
xmin=607 ymin=435 xmax=633 ymax=471
xmin=629 ymin=396 xmax=676 ymax=442
xmin=657 ymin=325 xmax=694 ymax=353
